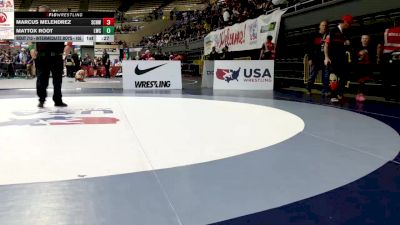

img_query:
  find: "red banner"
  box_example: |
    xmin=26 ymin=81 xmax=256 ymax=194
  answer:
xmin=384 ymin=26 xmax=400 ymax=53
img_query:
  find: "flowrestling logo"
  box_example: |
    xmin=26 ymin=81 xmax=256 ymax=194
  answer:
xmin=0 ymin=108 xmax=119 ymax=127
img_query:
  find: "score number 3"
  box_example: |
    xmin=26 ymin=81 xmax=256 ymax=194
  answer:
xmin=102 ymin=18 xmax=115 ymax=26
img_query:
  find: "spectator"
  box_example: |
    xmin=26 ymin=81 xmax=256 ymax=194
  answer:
xmin=26 ymin=50 xmax=35 ymax=78
xmin=223 ymin=8 xmax=230 ymax=26
xmin=153 ymin=9 xmax=159 ymax=20
xmin=260 ymin=35 xmax=276 ymax=60
xmin=140 ymin=50 xmax=152 ymax=60
xmin=65 ymin=54 xmax=75 ymax=78
xmin=82 ymin=54 xmax=92 ymax=66
xmin=71 ymin=48 xmax=81 ymax=75
xmin=343 ymin=39 xmax=353 ymax=89
xmin=354 ymin=35 xmax=376 ymax=102
xmin=171 ymin=54 xmax=183 ymax=61
xmin=102 ymin=49 xmax=111 ymax=78
xmin=208 ymin=47 xmax=220 ymax=60
xmin=18 ymin=48 xmax=28 ymax=64
xmin=138 ymin=0 xmax=304 ymax=49
xmin=221 ymin=45 xmax=231 ymax=60
xmin=204 ymin=21 xmax=211 ymax=33
xmin=272 ymin=0 xmax=288 ymax=8
xmin=324 ymin=15 xmax=353 ymax=103
xmin=381 ymin=44 xmax=400 ymax=101
xmin=115 ymin=23 xmax=142 ymax=34
xmin=6 ymin=54 xmax=15 ymax=78
xmin=305 ymin=20 xmax=329 ymax=95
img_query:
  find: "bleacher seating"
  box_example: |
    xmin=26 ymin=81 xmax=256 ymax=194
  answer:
xmin=88 ymin=0 xmax=121 ymax=12
xmin=163 ymin=0 xmax=206 ymax=12
xmin=125 ymin=0 xmax=206 ymax=18
xmin=14 ymin=0 xmax=23 ymax=10
xmin=125 ymin=0 xmax=164 ymax=16
xmin=29 ymin=0 xmax=80 ymax=11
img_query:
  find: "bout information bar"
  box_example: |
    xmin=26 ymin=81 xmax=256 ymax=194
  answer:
xmin=14 ymin=12 xmax=115 ymax=42
xmin=14 ymin=35 xmax=113 ymax=42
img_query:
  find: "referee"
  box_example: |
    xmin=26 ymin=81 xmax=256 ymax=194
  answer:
xmin=34 ymin=5 xmax=70 ymax=108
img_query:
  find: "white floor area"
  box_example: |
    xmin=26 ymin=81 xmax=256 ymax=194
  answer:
xmin=0 ymin=97 xmax=304 ymax=185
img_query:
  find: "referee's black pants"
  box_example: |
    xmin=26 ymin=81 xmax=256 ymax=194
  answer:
xmin=35 ymin=55 xmax=64 ymax=104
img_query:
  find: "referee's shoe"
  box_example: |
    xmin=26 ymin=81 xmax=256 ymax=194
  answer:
xmin=37 ymin=102 xmax=68 ymax=108
xmin=55 ymin=102 xmax=68 ymax=107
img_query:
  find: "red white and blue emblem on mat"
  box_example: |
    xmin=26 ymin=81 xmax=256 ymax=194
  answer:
xmin=0 ymin=108 xmax=119 ymax=126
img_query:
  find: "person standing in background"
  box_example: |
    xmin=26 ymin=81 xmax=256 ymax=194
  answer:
xmin=305 ymin=20 xmax=329 ymax=95
xmin=260 ymin=35 xmax=276 ymax=60
xmin=65 ymin=53 xmax=75 ymax=78
xmin=354 ymin=35 xmax=377 ymax=102
xmin=208 ymin=47 xmax=220 ymax=60
xmin=71 ymin=48 xmax=81 ymax=75
xmin=221 ymin=45 xmax=231 ymax=60
xmin=18 ymin=48 xmax=28 ymax=65
xmin=102 ymin=49 xmax=111 ymax=78
xmin=324 ymin=15 xmax=353 ymax=103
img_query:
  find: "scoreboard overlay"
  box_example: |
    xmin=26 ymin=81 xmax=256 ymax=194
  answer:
xmin=13 ymin=12 xmax=115 ymax=42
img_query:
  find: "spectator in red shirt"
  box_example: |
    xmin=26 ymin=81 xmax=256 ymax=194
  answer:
xmin=140 ymin=50 xmax=153 ymax=60
xmin=260 ymin=35 xmax=276 ymax=60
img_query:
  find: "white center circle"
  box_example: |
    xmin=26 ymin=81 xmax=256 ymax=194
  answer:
xmin=0 ymin=97 xmax=304 ymax=185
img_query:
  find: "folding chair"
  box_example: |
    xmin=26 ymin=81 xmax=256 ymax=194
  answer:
xmin=0 ymin=63 xmax=9 ymax=78
xmin=14 ymin=63 xmax=27 ymax=78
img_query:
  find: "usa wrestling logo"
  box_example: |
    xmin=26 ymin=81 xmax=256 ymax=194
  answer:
xmin=0 ymin=108 xmax=119 ymax=127
xmin=216 ymin=68 xmax=241 ymax=83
